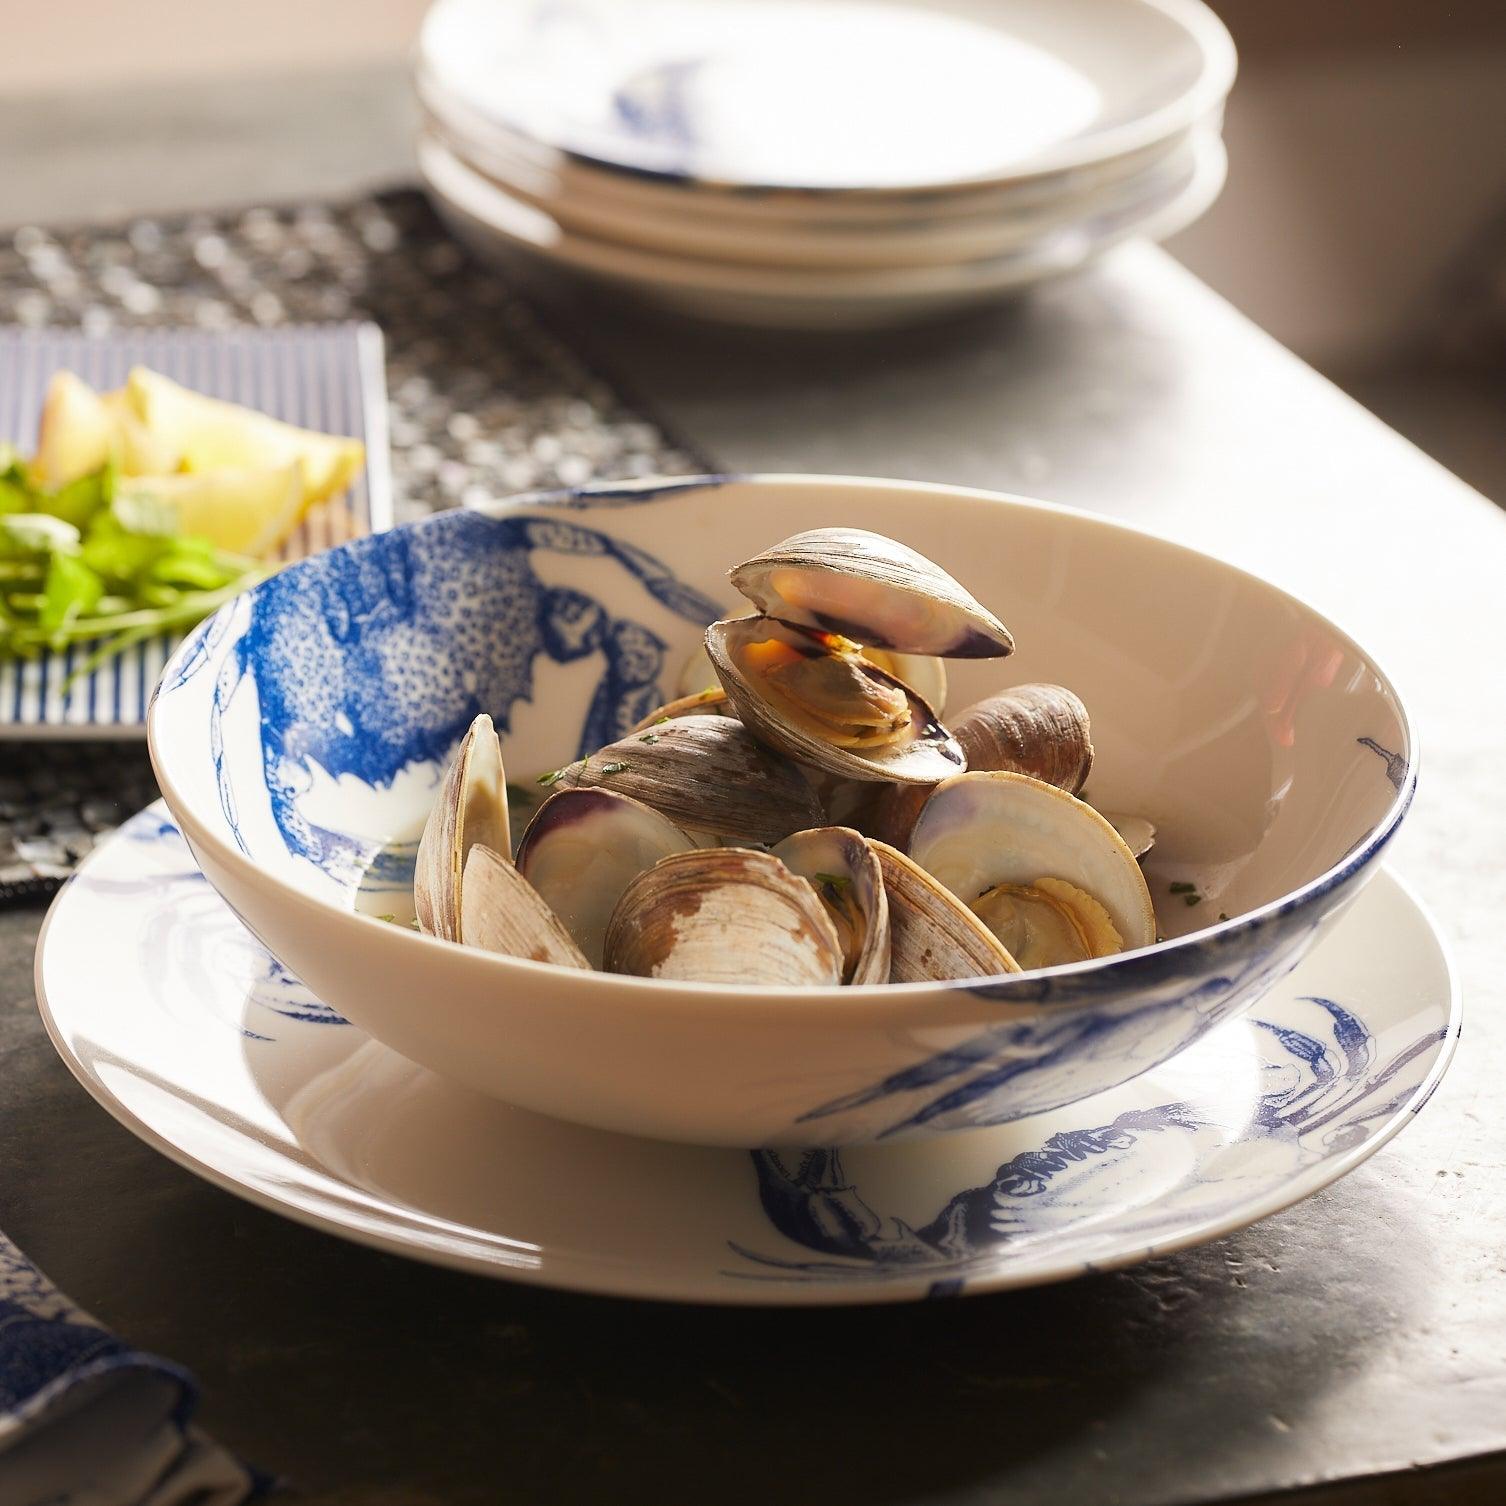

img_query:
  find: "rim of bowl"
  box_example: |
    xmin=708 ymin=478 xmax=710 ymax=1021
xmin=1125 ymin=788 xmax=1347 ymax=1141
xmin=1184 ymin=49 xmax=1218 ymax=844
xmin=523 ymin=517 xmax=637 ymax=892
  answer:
xmin=415 ymin=0 xmax=1239 ymax=198
xmin=148 ymin=472 xmax=1418 ymax=1013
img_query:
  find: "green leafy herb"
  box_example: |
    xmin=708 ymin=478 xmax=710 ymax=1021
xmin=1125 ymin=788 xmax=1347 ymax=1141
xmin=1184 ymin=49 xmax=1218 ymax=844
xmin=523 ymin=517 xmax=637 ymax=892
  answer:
xmin=1168 ymin=881 xmax=1197 ymax=895
xmin=639 ymin=732 xmax=660 ymax=744
xmin=813 ymin=872 xmax=851 ymax=890
xmin=654 ymin=716 xmax=670 ymax=725
xmin=599 ymin=760 xmax=628 ymax=775
xmin=0 ymin=464 xmax=268 ymax=685
xmin=536 ymin=769 xmax=563 ymax=787
xmin=1184 ymin=893 xmax=1202 ymax=907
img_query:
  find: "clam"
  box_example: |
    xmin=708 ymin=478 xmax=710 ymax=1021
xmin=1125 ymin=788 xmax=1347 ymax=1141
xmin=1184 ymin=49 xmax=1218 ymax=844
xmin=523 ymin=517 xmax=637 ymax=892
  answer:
xmin=954 ymin=684 xmax=1093 ymax=793
xmin=909 ymin=772 xmax=1157 ymax=971
xmin=678 ymin=638 xmax=947 ymax=717
xmin=604 ymin=848 xmax=843 ymax=986
xmin=869 ymin=840 xmax=1020 ymax=982
xmin=867 ymin=682 xmax=1094 ymax=848
xmin=549 ymin=714 xmax=824 ymax=844
xmin=516 ymin=788 xmax=696 ymax=968
xmin=414 ymin=713 xmax=511 ymax=943
xmin=771 ymin=827 xmax=890 ymax=984
xmin=627 ymin=685 xmax=733 ymax=734
xmin=729 ymin=528 xmax=1014 ymax=658
xmin=459 ymin=846 xmax=590 ymax=969
xmin=1101 ymin=811 xmax=1156 ymax=861
xmin=706 ymin=618 xmax=964 ymax=784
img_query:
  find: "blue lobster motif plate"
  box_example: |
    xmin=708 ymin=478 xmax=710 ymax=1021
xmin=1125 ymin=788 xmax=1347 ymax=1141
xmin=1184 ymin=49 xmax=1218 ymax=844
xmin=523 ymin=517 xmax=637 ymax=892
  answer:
xmin=34 ymin=806 xmax=1457 ymax=1305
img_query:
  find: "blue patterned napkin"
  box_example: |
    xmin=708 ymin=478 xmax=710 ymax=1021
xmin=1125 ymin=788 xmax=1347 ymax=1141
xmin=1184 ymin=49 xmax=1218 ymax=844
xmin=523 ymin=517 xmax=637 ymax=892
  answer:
xmin=0 ymin=1233 xmax=267 ymax=1504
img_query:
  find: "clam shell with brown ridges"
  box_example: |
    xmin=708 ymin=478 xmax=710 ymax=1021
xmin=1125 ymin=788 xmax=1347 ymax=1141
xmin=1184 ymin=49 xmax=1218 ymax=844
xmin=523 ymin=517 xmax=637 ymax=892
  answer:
xmin=551 ymin=714 xmax=823 ymax=844
xmin=604 ymin=848 xmax=843 ymax=987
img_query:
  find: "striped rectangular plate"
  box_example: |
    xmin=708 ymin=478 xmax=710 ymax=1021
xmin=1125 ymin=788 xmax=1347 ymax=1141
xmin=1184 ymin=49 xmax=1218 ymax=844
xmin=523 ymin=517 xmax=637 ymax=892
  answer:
xmin=0 ymin=323 xmax=391 ymax=738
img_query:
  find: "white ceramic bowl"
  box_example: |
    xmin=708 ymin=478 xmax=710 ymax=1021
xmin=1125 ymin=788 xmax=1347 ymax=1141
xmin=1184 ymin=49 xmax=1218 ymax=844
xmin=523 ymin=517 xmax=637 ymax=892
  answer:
xmin=149 ymin=476 xmax=1414 ymax=1147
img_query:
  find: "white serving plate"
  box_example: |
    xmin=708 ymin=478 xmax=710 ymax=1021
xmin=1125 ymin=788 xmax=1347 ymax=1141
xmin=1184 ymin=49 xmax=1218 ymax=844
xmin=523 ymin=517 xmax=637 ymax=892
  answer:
xmin=420 ymin=130 xmax=1228 ymax=328
xmin=416 ymin=51 xmax=1223 ymax=230
xmin=426 ymin=102 xmax=1213 ymax=271
xmin=418 ymin=0 xmax=1235 ymax=196
xmin=35 ymin=808 xmax=1457 ymax=1305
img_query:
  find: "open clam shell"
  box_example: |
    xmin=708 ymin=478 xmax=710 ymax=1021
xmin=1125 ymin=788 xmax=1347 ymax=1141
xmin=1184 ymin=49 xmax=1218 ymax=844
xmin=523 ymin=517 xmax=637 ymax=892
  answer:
xmin=459 ymin=845 xmax=591 ymax=969
xmin=909 ymin=772 xmax=1157 ymax=971
xmin=516 ymin=787 xmax=696 ymax=968
xmin=414 ymin=713 xmax=510 ymax=943
xmin=771 ymin=827 xmax=890 ymax=984
xmin=869 ymin=840 xmax=1020 ymax=982
xmin=729 ymin=527 xmax=1014 ymax=659
xmin=706 ymin=618 xmax=965 ymax=785
xmin=550 ymin=714 xmax=824 ymax=844
xmin=867 ymin=682 xmax=1094 ymax=848
xmin=604 ymin=848 xmax=844 ymax=987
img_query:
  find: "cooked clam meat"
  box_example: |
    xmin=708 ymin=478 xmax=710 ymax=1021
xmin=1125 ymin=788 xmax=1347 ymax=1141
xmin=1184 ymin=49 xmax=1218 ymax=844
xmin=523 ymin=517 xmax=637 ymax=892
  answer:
xmin=970 ymin=879 xmax=1122 ymax=970
xmin=760 ymin=637 xmax=912 ymax=748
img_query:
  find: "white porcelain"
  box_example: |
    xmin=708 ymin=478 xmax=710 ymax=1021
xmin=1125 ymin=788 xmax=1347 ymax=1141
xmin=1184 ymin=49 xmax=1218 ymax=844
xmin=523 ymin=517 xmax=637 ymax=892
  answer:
xmin=418 ymin=0 xmax=1235 ymax=196
xmin=419 ymin=129 xmax=1228 ymax=328
xmin=147 ymin=475 xmax=1416 ymax=1147
xmin=35 ymin=810 xmax=1457 ymax=1304
xmin=420 ymin=55 xmax=1220 ymax=229
xmin=426 ymin=102 xmax=1211 ymax=271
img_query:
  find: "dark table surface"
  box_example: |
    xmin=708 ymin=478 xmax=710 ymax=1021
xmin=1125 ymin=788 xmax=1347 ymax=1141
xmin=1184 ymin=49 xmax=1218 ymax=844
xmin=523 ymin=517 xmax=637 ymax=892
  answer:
xmin=2 ymin=72 xmax=1505 ymax=1506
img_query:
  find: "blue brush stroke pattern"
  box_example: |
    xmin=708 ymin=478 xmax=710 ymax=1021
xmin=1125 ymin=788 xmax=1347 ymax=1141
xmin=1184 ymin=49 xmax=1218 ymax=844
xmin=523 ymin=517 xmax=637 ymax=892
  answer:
xmin=733 ymin=997 xmax=1446 ymax=1285
xmin=798 ymin=918 xmax=1319 ymax=1139
xmin=203 ymin=508 xmax=720 ymax=884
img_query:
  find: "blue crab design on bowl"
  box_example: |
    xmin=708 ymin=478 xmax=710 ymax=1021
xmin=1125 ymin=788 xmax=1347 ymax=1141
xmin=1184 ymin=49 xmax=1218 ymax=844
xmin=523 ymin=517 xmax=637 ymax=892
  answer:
xmin=171 ymin=490 xmax=724 ymax=887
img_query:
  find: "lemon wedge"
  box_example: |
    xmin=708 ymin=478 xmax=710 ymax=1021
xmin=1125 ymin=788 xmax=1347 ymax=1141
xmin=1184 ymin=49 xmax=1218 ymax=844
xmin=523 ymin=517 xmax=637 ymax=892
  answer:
xmin=125 ymin=367 xmax=364 ymax=509
xmin=115 ymin=465 xmax=306 ymax=557
xmin=101 ymin=389 xmax=182 ymax=477
xmin=33 ymin=371 xmax=115 ymax=488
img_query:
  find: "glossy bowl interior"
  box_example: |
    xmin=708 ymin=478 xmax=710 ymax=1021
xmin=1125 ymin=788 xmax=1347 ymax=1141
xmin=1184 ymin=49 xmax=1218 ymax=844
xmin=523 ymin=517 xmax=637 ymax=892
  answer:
xmin=149 ymin=476 xmax=1413 ymax=1146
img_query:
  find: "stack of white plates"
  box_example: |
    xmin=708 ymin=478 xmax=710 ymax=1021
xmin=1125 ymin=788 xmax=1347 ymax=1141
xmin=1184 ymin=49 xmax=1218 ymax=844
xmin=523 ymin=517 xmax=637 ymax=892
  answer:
xmin=416 ymin=0 xmax=1236 ymax=329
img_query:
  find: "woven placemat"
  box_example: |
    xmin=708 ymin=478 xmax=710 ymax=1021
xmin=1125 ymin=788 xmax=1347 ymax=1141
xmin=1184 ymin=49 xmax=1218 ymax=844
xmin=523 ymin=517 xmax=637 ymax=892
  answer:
xmin=0 ymin=188 xmax=708 ymax=906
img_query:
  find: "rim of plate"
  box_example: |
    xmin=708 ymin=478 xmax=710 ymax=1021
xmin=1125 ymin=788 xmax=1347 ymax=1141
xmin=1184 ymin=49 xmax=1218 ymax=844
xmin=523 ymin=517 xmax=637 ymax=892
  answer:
xmin=33 ymin=850 xmax=1460 ymax=1305
xmin=417 ymin=0 xmax=1238 ymax=197
xmin=147 ymin=473 xmax=1419 ymax=1016
xmin=417 ymin=127 xmax=1228 ymax=300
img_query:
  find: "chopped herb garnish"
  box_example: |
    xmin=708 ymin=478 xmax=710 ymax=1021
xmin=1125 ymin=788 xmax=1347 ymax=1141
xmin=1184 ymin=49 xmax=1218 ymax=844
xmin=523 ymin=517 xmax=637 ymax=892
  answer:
xmin=654 ymin=715 xmax=671 ymax=725
xmin=536 ymin=769 xmax=563 ymax=787
xmin=374 ymin=913 xmax=397 ymax=924
xmin=1184 ymin=894 xmax=1202 ymax=907
xmin=639 ymin=732 xmax=660 ymax=744
xmin=1168 ymin=881 xmax=1197 ymax=894
xmin=813 ymin=872 xmax=851 ymax=890
xmin=600 ymin=760 xmax=628 ymax=775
